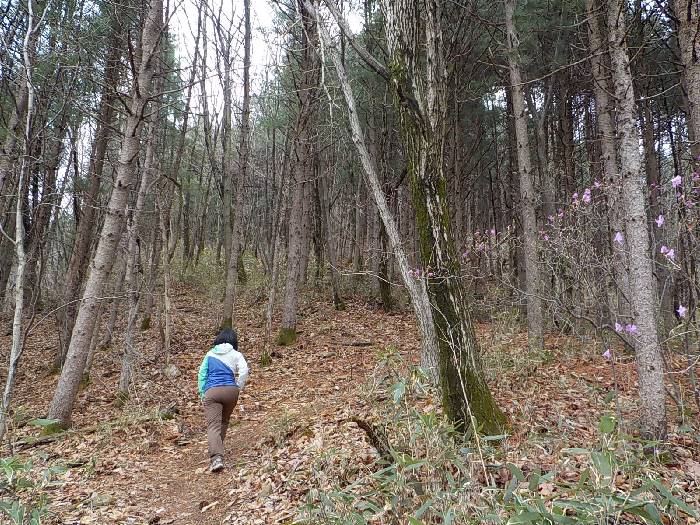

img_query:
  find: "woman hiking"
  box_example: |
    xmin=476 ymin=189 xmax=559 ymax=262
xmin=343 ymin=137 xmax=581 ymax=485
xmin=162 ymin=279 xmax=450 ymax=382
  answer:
xmin=198 ymin=328 xmax=249 ymax=472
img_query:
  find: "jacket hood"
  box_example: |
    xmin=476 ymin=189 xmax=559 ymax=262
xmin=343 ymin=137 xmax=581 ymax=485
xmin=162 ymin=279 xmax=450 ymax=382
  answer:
xmin=212 ymin=343 xmax=234 ymax=354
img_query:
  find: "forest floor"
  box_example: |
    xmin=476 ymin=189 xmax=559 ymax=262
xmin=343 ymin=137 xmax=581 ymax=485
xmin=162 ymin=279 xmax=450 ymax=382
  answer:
xmin=1 ymin=282 xmax=699 ymax=524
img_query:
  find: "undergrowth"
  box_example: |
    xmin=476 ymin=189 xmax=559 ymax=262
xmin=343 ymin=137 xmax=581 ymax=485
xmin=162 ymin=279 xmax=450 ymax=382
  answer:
xmin=298 ymin=351 xmax=698 ymax=524
xmin=0 ymin=420 xmax=70 ymax=524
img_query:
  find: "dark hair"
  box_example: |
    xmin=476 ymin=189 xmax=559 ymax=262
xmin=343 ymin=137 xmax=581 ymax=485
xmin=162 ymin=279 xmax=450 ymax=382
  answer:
xmin=214 ymin=329 xmax=238 ymax=350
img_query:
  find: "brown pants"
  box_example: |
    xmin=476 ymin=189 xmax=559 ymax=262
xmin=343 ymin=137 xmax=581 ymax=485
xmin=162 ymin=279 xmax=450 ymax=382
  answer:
xmin=202 ymin=386 xmax=240 ymax=458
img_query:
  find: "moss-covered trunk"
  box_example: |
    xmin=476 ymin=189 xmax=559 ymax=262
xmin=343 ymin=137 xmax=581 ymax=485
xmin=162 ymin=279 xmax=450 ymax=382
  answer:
xmin=381 ymin=0 xmax=506 ymax=434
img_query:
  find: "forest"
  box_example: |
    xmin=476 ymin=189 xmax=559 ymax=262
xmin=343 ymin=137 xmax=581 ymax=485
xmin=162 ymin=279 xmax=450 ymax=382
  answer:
xmin=0 ymin=0 xmax=699 ymax=523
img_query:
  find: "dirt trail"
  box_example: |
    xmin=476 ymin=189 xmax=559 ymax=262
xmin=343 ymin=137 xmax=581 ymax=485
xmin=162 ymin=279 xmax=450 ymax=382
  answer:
xmin=146 ymin=289 xmax=410 ymax=524
xmin=3 ymin=285 xmax=418 ymax=524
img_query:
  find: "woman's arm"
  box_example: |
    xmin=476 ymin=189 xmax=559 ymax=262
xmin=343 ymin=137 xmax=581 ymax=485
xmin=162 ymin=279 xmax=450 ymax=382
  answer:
xmin=233 ymin=351 xmax=249 ymax=390
xmin=197 ymin=356 xmax=209 ymax=397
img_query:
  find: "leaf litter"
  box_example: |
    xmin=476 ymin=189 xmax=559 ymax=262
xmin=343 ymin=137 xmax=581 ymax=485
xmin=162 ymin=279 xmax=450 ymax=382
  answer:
xmin=0 ymin=284 xmax=697 ymax=524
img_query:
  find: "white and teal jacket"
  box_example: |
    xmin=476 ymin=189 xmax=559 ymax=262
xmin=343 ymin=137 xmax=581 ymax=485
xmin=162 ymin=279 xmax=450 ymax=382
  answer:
xmin=197 ymin=343 xmax=249 ymax=397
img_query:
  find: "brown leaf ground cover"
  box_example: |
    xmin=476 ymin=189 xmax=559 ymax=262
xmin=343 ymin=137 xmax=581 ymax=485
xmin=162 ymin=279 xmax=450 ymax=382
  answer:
xmin=1 ymin=284 xmax=698 ymax=524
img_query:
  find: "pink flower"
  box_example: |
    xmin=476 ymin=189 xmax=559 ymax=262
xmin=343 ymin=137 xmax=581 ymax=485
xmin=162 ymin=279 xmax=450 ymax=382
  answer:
xmin=602 ymin=349 xmax=612 ymax=359
xmin=614 ymin=232 xmax=624 ymax=244
xmin=693 ymin=172 xmax=700 ymax=181
xmin=677 ymin=304 xmax=687 ymax=318
xmin=655 ymin=215 xmax=664 ymax=228
xmin=428 ymin=272 xmax=435 ymax=278
xmin=672 ymin=175 xmax=682 ymax=188
xmin=614 ymin=322 xmax=623 ymax=333
xmin=594 ymin=180 xmax=602 ymax=189
xmin=490 ymin=229 xmax=496 ymax=236
xmin=582 ymin=188 xmax=591 ymax=204
xmin=625 ymin=324 xmax=637 ymax=334
xmin=662 ymin=247 xmax=675 ymax=261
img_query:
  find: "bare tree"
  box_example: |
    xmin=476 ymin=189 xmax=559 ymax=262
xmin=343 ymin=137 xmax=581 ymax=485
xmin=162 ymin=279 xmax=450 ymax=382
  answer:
xmin=504 ymin=0 xmax=544 ymax=351
xmin=0 ymin=0 xmax=44 ymax=439
xmin=48 ymin=0 xmax=165 ymax=428
xmin=222 ymin=0 xmax=252 ymax=328
xmin=278 ymin=1 xmax=321 ymax=345
xmin=606 ymin=0 xmax=667 ymax=440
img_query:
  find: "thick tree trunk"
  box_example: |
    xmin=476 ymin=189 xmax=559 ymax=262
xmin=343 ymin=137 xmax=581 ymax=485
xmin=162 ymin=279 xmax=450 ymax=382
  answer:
xmin=278 ymin=3 xmax=320 ymax=345
xmin=606 ymin=0 xmax=667 ymax=440
xmin=47 ymin=0 xmax=164 ymax=428
xmin=504 ymin=0 xmax=544 ymax=350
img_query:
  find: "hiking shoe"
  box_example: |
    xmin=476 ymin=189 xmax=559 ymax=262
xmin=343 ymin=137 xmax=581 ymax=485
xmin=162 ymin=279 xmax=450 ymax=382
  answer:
xmin=210 ymin=455 xmax=224 ymax=473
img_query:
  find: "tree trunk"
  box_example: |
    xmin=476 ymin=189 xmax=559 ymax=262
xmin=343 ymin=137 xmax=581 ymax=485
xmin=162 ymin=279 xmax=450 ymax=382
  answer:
xmin=606 ymin=0 xmax=667 ymax=440
xmin=504 ymin=0 xmax=544 ymax=350
xmin=159 ymin=194 xmax=174 ymax=367
xmin=352 ymin=172 xmax=364 ymax=277
xmin=222 ymin=0 xmax=252 ymax=328
xmin=0 ymin=74 xmax=28 ymax=200
xmin=219 ymin=30 xmax=234 ymax=274
xmin=307 ymin=0 xmax=438 ymax=373
xmin=0 ymin=5 xmax=37 ymax=439
xmin=141 ymin=224 xmax=162 ymax=329
xmin=47 ymin=0 xmax=164 ymax=428
xmin=56 ymin=38 xmax=119 ymax=363
xmin=265 ymin=141 xmax=291 ymax=351
xmin=278 ymin=3 xmax=320 ymax=345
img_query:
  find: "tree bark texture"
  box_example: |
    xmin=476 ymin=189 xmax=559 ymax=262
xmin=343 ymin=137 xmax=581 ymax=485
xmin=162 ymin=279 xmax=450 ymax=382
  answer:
xmin=278 ymin=2 xmax=321 ymax=344
xmin=504 ymin=0 xmax=544 ymax=351
xmin=606 ymin=0 xmax=667 ymax=440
